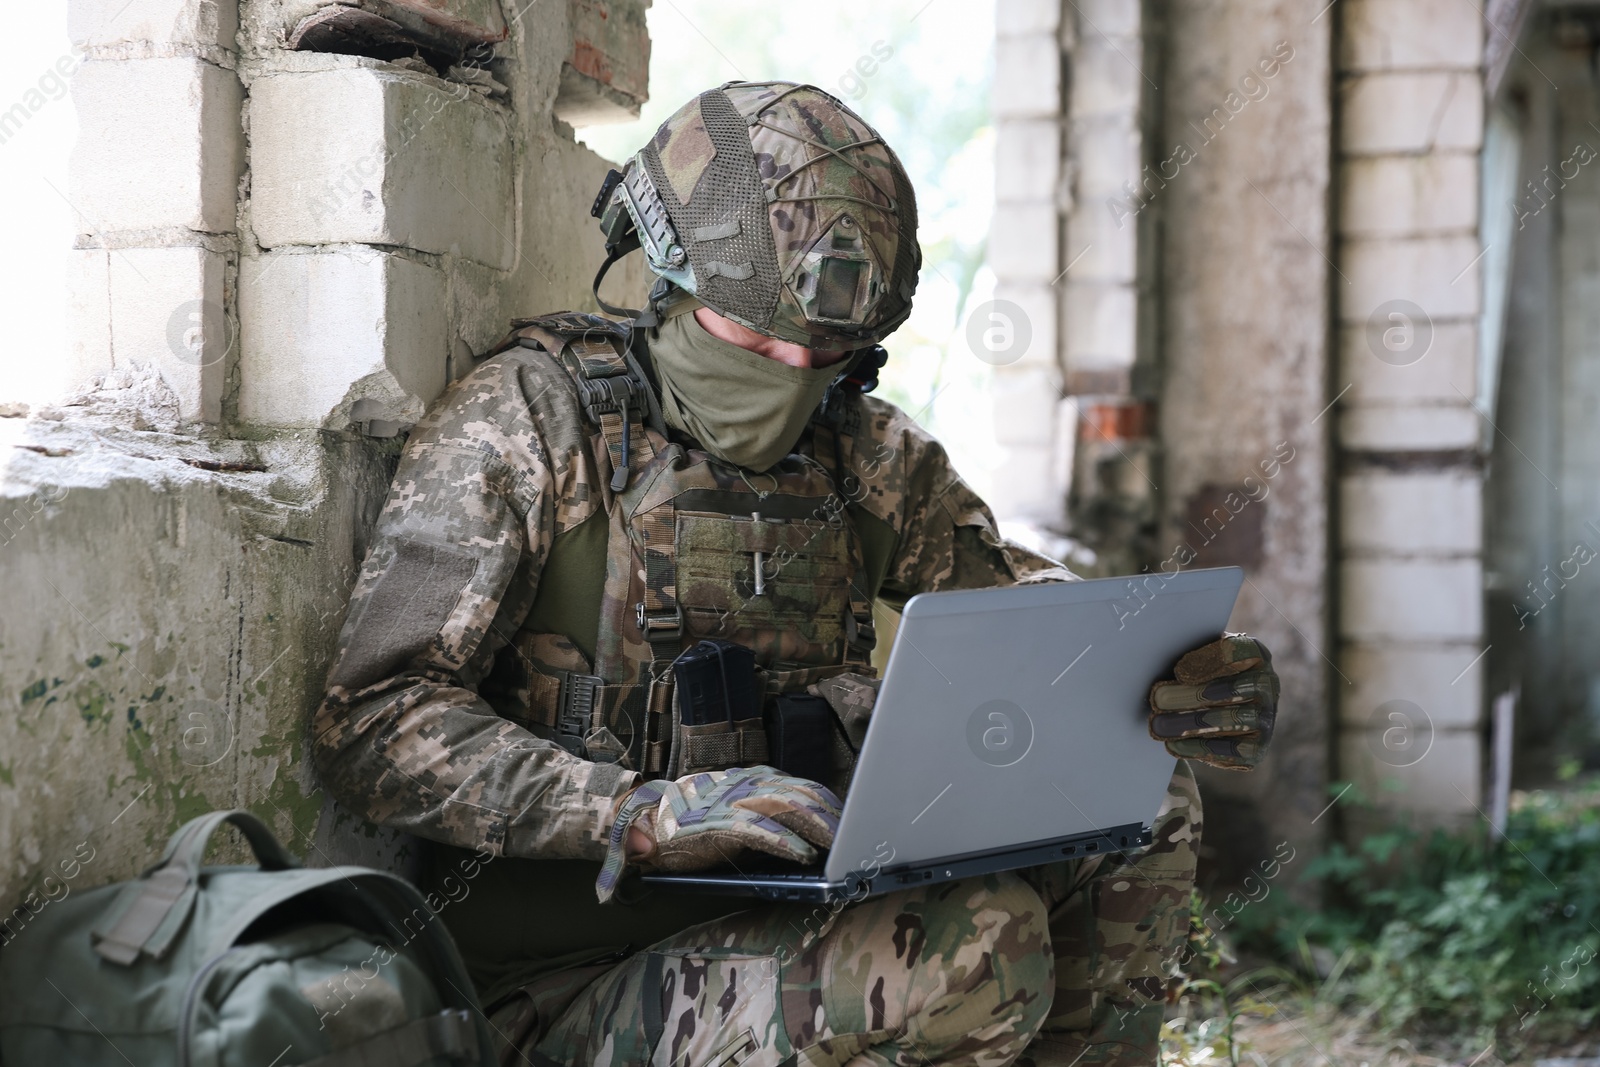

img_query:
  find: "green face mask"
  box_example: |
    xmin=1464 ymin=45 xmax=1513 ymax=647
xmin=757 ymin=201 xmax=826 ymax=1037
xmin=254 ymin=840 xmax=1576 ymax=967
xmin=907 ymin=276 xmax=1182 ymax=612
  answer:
xmin=648 ymin=308 xmax=841 ymax=472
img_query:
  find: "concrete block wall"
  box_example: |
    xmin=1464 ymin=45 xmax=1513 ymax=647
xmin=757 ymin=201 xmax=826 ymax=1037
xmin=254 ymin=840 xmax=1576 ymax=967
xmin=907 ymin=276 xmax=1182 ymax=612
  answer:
xmin=1334 ymin=0 xmax=1486 ymax=822
xmin=248 ymin=67 xmax=516 ymax=267
xmin=239 ymin=247 xmax=450 ymax=429
xmin=1058 ymin=0 xmax=1155 ymax=578
xmin=239 ymin=53 xmax=515 ymax=431
xmin=227 ymin=1 xmax=648 ymax=432
xmin=67 ymin=7 xmax=244 ymax=424
xmin=64 ymin=0 xmax=648 ymax=434
xmin=556 ymin=0 xmax=651 ymax=126
xmin=1059 ymin=0 xmax=1141 ymax=395
xmin=2 ymin=0 xmax=652 ymax=924
xmin=988 ymin=0 xmax=1066 ymax=525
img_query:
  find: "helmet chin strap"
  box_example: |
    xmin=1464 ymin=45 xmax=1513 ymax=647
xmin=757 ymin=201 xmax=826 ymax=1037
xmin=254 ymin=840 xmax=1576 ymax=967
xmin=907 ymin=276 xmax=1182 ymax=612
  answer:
xmin=591 ymin=241 xmax=642 ymax=321
xmin=633 ymin=277 xmax=685 ymax=330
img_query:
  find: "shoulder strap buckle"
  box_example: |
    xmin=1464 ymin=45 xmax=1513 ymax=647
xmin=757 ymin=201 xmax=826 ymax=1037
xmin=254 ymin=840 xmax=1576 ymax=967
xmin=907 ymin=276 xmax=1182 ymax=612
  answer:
xmin=499 ymin=312 xmax=663 ymax=492
xmin=578 ymin=375 xmax=645 ymax=491
xmin=845 ymin=608 xmax=876 ymax=658
xmin=578 ymin=374 xmax=641 ymax=417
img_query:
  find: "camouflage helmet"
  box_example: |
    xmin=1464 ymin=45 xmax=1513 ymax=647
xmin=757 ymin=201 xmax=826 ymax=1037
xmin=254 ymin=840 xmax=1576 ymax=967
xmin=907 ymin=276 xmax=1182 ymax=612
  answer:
xmin=593 ymin=81 xmax=921 ymax=352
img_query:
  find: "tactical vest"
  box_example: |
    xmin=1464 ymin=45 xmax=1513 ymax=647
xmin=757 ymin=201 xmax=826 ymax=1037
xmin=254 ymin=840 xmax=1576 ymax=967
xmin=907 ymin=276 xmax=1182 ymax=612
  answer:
xmin=488 ymin=312 xmax=876 ymax=783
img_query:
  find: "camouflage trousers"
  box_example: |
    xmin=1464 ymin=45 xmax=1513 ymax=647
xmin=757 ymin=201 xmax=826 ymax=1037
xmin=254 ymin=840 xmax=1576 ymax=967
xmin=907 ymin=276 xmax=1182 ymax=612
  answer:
xmin=487 ymin=765 xmax=1200 ymax=1067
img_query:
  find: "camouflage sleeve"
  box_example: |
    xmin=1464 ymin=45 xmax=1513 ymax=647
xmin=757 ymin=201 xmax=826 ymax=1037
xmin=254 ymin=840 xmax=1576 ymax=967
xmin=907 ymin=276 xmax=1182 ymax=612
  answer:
xmin=853 ymin=395 xmax=1077 ymax=607
xmin=310 ymin=356 xmax=639 ymax=862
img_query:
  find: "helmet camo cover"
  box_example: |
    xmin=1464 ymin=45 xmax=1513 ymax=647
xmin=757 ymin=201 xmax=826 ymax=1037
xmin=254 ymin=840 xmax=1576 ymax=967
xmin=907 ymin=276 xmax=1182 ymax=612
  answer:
xmin=606 ymin=81 xmax=920 ymax=352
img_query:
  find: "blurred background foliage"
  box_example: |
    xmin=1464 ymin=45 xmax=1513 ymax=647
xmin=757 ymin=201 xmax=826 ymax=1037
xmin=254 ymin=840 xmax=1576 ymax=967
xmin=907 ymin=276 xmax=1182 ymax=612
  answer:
xmin=1170 ymin=773 xmax=1600 ymax=1062
xmin=578 ymin=0 xmax=1002 ymax=499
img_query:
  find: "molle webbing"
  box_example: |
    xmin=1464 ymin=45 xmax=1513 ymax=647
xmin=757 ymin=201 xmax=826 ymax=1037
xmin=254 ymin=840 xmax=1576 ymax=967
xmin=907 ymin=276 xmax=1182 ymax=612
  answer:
xmin=607 ymin=448 xmax=879 ymax=777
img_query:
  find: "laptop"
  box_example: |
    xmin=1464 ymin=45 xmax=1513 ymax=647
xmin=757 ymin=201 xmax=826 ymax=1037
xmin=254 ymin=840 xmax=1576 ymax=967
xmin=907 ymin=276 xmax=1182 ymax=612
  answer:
xmin=640 ymin=565 xmax=1245 ymax=903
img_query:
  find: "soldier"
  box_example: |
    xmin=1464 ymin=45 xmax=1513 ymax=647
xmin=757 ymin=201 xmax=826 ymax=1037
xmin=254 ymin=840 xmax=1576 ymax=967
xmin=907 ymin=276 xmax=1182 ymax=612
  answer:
xmin=312 ymin=81 xmax=1280 ymax=1067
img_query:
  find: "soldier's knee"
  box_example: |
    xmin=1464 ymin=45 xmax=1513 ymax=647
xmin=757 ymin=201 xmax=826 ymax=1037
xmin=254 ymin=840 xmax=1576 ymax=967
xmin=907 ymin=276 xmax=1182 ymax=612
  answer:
xmin=904 ymin=874 xmax=1054 ymax=1061
xmin=1125 ymin=764 xmax=1200 ymax=900
xmin=979 ymin=873 xmax=1055 ymax=1008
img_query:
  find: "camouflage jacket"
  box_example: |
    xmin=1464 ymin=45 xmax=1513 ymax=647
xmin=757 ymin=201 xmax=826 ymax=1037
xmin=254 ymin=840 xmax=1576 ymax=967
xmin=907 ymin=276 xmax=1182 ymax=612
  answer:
xmin=311 ymin=338 xmax=1074 ymax=867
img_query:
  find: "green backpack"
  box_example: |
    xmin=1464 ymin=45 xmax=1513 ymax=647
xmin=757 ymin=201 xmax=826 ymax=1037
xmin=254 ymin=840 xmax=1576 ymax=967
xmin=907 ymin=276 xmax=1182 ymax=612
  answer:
xmin=0 ymin=809 xmax=497 ymax=1067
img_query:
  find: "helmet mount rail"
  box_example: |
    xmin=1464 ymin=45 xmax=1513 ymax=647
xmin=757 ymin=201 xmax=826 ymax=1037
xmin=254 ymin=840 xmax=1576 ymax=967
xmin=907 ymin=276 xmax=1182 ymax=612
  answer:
xmin=592 ymin=164 xmax=699 ymax=321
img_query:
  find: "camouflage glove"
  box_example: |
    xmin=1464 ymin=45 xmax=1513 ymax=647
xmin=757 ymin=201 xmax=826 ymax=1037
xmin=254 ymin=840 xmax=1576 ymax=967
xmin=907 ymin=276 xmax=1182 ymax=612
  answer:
xmin=595 ymin=765 xmax=842 ymax=902
xmin=1148 ymin=634 xmax=1279 ymax=771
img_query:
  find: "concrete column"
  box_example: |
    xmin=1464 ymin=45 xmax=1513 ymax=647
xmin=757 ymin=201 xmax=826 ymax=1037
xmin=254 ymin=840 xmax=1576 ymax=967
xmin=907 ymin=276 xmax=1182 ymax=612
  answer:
xmin=1334 ymin=0 xmax=1486 ymax=830
xmin=1152 ymin=0 xmax=1332 ymax=873
xmin=989 ymin=0 xmax=1157 ymax=564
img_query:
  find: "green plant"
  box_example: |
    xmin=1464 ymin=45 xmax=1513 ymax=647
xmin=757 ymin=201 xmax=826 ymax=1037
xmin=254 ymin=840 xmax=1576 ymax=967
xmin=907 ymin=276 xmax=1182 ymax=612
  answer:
xmin=1164 ymin=892 xmax=1286 ymax=1067
xmin=1218 ymin=778 xmax=1600 ymax=1051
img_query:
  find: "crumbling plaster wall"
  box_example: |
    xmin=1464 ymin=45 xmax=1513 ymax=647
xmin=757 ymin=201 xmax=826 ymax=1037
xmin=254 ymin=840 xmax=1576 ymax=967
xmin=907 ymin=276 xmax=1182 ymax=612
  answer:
xmin=2 ymin=0 xmax=650 ymax=926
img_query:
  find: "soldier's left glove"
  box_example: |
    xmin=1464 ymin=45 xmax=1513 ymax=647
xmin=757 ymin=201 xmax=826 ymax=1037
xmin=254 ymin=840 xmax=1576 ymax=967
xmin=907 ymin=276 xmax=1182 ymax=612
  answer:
xmin=595 ymin=765 xmax=841 ymax=902
xmin=1148 ymin=634 xmax=1278 ymax=771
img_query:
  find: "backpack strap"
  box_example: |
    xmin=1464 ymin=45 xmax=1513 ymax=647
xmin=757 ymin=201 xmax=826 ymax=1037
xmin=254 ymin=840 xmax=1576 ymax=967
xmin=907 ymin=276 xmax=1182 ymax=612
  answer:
xmin=634 ymin=495 xmax=683 ymax=777
xmin=90 ymin=809 xmax=299 ymax=966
